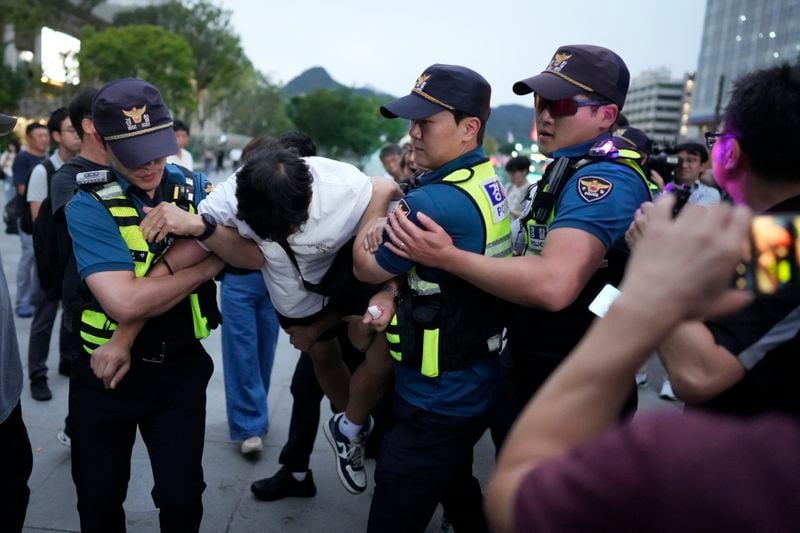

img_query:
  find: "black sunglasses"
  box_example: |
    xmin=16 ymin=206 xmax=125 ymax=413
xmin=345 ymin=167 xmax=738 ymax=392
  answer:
xmin=705 ymin=131 xmax=733 ymax=150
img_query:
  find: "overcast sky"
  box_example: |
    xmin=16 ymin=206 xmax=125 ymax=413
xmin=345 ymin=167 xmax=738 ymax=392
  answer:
xmin=223 ymin=0 xmax=706 ymax=106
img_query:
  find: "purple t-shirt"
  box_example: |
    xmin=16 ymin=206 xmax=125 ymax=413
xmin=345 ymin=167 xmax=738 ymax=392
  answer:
xmin=513 ymin=410 xmax=800 ymax=532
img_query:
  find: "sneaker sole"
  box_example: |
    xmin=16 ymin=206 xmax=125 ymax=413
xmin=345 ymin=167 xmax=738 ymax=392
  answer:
xmin=323 ymin=419 xmax=365 ymax=495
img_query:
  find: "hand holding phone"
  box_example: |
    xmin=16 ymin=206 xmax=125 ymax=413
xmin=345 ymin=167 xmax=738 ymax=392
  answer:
xmin=737 ymin=213 xmax=800 ymax=294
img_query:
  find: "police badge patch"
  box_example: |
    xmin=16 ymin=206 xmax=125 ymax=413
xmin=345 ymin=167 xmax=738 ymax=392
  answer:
xmin=393 ymin=199 xmax=411 ymax=217
xmin=577 ymin=177 xmax=613 ymax=203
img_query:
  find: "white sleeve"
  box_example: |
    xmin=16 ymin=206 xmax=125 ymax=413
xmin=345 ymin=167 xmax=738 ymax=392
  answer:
xmin=26 ymin=164 xmax=49 ymax=203
xmin=197 ymin=173 xmax=260 ymax=241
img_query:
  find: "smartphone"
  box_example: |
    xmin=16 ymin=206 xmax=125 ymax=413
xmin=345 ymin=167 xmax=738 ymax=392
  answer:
xmin=736 ymin=213 xmax=800 ymax=294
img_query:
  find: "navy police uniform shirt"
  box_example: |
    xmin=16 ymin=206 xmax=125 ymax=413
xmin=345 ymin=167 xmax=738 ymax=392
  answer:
xmin=67 ymin=164 xmax=207 ymax=280
xmin=547 ymin=133 xmax=650 ymax=251
xmin=375 ymin=147 xmax=499 ymax=418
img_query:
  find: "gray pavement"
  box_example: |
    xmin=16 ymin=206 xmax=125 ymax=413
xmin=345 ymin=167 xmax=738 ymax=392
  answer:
xmin=1 ymin=214 xmax=677 ymax=533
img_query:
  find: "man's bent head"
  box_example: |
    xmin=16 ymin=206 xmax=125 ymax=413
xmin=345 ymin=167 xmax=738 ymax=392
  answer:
xmin=235 ymin=148 xmax=313 ymax=242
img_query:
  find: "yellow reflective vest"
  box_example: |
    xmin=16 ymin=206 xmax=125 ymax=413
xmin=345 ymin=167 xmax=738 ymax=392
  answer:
xmin=385 ymin=160 xmax=511 ymax=378
xmin=78 ymin=176 xmax=211 ymax=356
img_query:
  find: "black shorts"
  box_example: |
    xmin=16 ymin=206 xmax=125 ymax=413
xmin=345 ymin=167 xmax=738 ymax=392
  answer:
xmin=276 ymin=278 xmax=382 ymax=341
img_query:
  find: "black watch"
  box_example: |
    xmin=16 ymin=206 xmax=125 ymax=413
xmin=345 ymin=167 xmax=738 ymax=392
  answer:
xmin=197 ymin=213 xmax=217 ymax=241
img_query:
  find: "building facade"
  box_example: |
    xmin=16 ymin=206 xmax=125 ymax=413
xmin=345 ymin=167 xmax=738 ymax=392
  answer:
xmin=691 ymin=0 xmax=800 ymax=129
xmin=624 ymin=69 xmax=687 ymax=144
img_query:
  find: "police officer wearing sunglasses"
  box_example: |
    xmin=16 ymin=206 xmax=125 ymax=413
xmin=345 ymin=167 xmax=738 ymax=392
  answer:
xmin=385 ymin=45 xmax=655 ymax=427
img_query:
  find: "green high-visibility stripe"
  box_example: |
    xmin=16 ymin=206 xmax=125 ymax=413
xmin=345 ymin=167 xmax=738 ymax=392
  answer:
xmin=421 ymin=329 xmax=440 ymax=378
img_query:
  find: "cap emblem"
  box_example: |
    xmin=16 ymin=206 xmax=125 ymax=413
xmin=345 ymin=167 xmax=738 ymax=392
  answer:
xmin=122 ymin=105 xmax=150 ymax=131
xmin=414 ymin=73 xmax=431 ymax=91
xmin=547 ymin=52 xmax=572 ymax=73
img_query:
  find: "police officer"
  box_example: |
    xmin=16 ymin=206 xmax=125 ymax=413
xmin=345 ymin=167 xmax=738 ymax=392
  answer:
xmin=386 ymin=45 xmax=654 ymax=424
xmin=353 ymin=64 xmax=511 ymax=532
xmin=64 ymin=79 xmax=251 ymax=532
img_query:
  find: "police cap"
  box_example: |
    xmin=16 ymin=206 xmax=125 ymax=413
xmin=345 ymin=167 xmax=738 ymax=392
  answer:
xmin=381 ymin=64 xmax=491 ymax=121
xmin=513 ymin=45 xmax=630 ymax=109
xmin=92 ymin=78 xmax=178 ymax=169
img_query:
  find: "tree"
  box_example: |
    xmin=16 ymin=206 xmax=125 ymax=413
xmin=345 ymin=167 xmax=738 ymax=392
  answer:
xmin=222 ymin=70 xmax=294 ymax=137
xmin=288 ymin=89 xmax=406 ymax=159
xmin=113 ymin=0 xmax=250 ymax=126
xmin=78 ymin=25 xmax=196 ymax=113
xmin=0 ymin=0 xmax=105 ymax=112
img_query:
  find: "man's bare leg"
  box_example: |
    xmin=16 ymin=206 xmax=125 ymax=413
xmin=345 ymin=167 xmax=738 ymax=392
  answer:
xmin=307 ymin=338 xmax=350 ymax=413
xmin=343 ymin=320 xmax=393 ymax=425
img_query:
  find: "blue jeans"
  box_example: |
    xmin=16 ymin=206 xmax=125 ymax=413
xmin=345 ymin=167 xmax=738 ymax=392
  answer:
xmin=220 ymin=270 xmax=279 ymax=440
xmin=16 ymin=230 xmax=34 ymax=310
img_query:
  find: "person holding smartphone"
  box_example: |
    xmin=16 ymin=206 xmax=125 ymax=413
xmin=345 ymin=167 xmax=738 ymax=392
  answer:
xmin=627 ymin=64 xmax=800 ymax=417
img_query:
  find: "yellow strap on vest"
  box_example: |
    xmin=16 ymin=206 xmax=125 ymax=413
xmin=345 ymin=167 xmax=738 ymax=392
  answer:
xmin=421 ymin=329 xmax=440 ymax=378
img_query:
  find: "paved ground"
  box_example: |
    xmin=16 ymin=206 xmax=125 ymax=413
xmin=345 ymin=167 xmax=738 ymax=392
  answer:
xmin=0 ymin=183 xmax=678 ymax=532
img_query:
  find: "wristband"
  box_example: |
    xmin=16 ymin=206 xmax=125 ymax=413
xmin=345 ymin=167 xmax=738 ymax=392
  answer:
xmin=161 ymin=257 xmax=175 ymax=275
xmin=197 ymin=213 xmax=217 ymax=242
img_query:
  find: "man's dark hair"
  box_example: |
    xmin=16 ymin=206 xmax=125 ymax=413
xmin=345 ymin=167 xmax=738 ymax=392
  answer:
xmin=173 ymin=119 xmax=189 ymax=135
xmin=451 ymin=109 xmax=486 ymax=145
xmin=278 ymin=131 xmax=317 ymax=157
xmin=506 ymin=155 xmax=531 ymax=173
xmin=724 ymin=64 xmax=800 ymax=181
xmin=615 ymin=112 xmax=629 ymax=128
xmin=379 ymin=144 xmax=403 ymax=160
xmin=235 ymin=148 xmax=313 ymax=242
xmin=25 ymin=122 xmax=47 ymax=136
xmin=241 ymin=136 xmax=278 ymax=164
xmin=47 ymin=107 xmax=69 ymax=136
xmin=69 ymin=87 xmax=98 ymax=139
xmin=674 ymin=141 xmax=708 ymax=164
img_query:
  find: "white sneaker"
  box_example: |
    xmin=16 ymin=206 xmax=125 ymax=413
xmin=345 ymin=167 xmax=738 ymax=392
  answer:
xmin=635 ymin=372 xmax=648 ymax=387
xmin=241 ymin=436 xmax=263 ymax=455
xmin=57 ymin=429 xmax=71 ymax=448
xmin=660 ymin=379 xmax=677 ymax=401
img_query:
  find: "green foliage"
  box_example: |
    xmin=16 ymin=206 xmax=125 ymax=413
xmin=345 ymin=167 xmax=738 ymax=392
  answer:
xmin=0 ymin=0 xmax=103 ymax=38
xmin=113 ymin=0 xmax=251 ymax=119
xmin=78 ymin=24 xmax=196 ymax=113
xmin=288 ymin=89 xmax=406 ymax=159
xmin=0 ymin=62 xmax=30 ymax=112
xmin=223 ymin=70 xmax=294 ymax=137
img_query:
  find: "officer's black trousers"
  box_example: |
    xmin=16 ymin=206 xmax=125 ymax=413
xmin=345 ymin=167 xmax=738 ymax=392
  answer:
xmin=510 ymin=348 xmax=638 ymax=419
xmin=368 ymin=394 xmax=488 ymax=533
xmin=69 ymin=342 xmax=213 ymax=533
xmin=279 ymin=351 xmax=325 ymax=472
xmin=0 ymin=401 xmax=33 ymax=533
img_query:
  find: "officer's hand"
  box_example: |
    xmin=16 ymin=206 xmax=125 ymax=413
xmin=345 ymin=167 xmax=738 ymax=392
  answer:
xmin=90 ymin=339 xmax=131 ymax=389
xmin=362 ymin=217 xmax=388 ymax=253
xmin=361 ymin=289 xmax=395 ymax=332
xmin=141 ymin=202 xmax=205 ymax=243
xmin=625 ymin=201 xmax=656 ymax=250
xmin=285 ymin=324 xmax=322 ymax=352
xmin=385 ymin=210 xmax=454 ymax=268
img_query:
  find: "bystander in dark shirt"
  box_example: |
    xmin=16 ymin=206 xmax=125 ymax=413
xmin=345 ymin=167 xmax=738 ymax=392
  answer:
xmin=12 ymin=150 xmax=46 ymax=187
xmin=703 ymin=194 xmax=800 ymax=417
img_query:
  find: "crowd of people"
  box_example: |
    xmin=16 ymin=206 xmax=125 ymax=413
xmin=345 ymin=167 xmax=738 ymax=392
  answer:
xmin=1 ymin=41 xmax=799 ymax=533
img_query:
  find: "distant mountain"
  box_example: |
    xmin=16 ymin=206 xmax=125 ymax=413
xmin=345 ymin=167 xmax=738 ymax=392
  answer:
xmin=283 ymin=67 xmax=344 ymax=97
xmin=283 ymin=67 xmax=534 ymax=142
xmin=283 ymin=67 xmax=392 ymax=100
xmin=487 ymin=105 xmax=535 ymax=144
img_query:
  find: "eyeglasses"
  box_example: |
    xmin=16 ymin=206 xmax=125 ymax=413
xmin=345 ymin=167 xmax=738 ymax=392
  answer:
xmin=705 ymin=131 xmax=733 ymax=150
xmin=535 ymin=95 xmax=608 ymax=117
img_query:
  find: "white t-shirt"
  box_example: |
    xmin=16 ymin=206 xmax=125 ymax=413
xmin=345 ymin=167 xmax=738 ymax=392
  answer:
xmin=199 ymin=156 xmax=373 ymax=318
xmin=167 ymin=149 xmax=195 ymax=171
xmin=26 ymin=151 xmax=64 ymax=203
